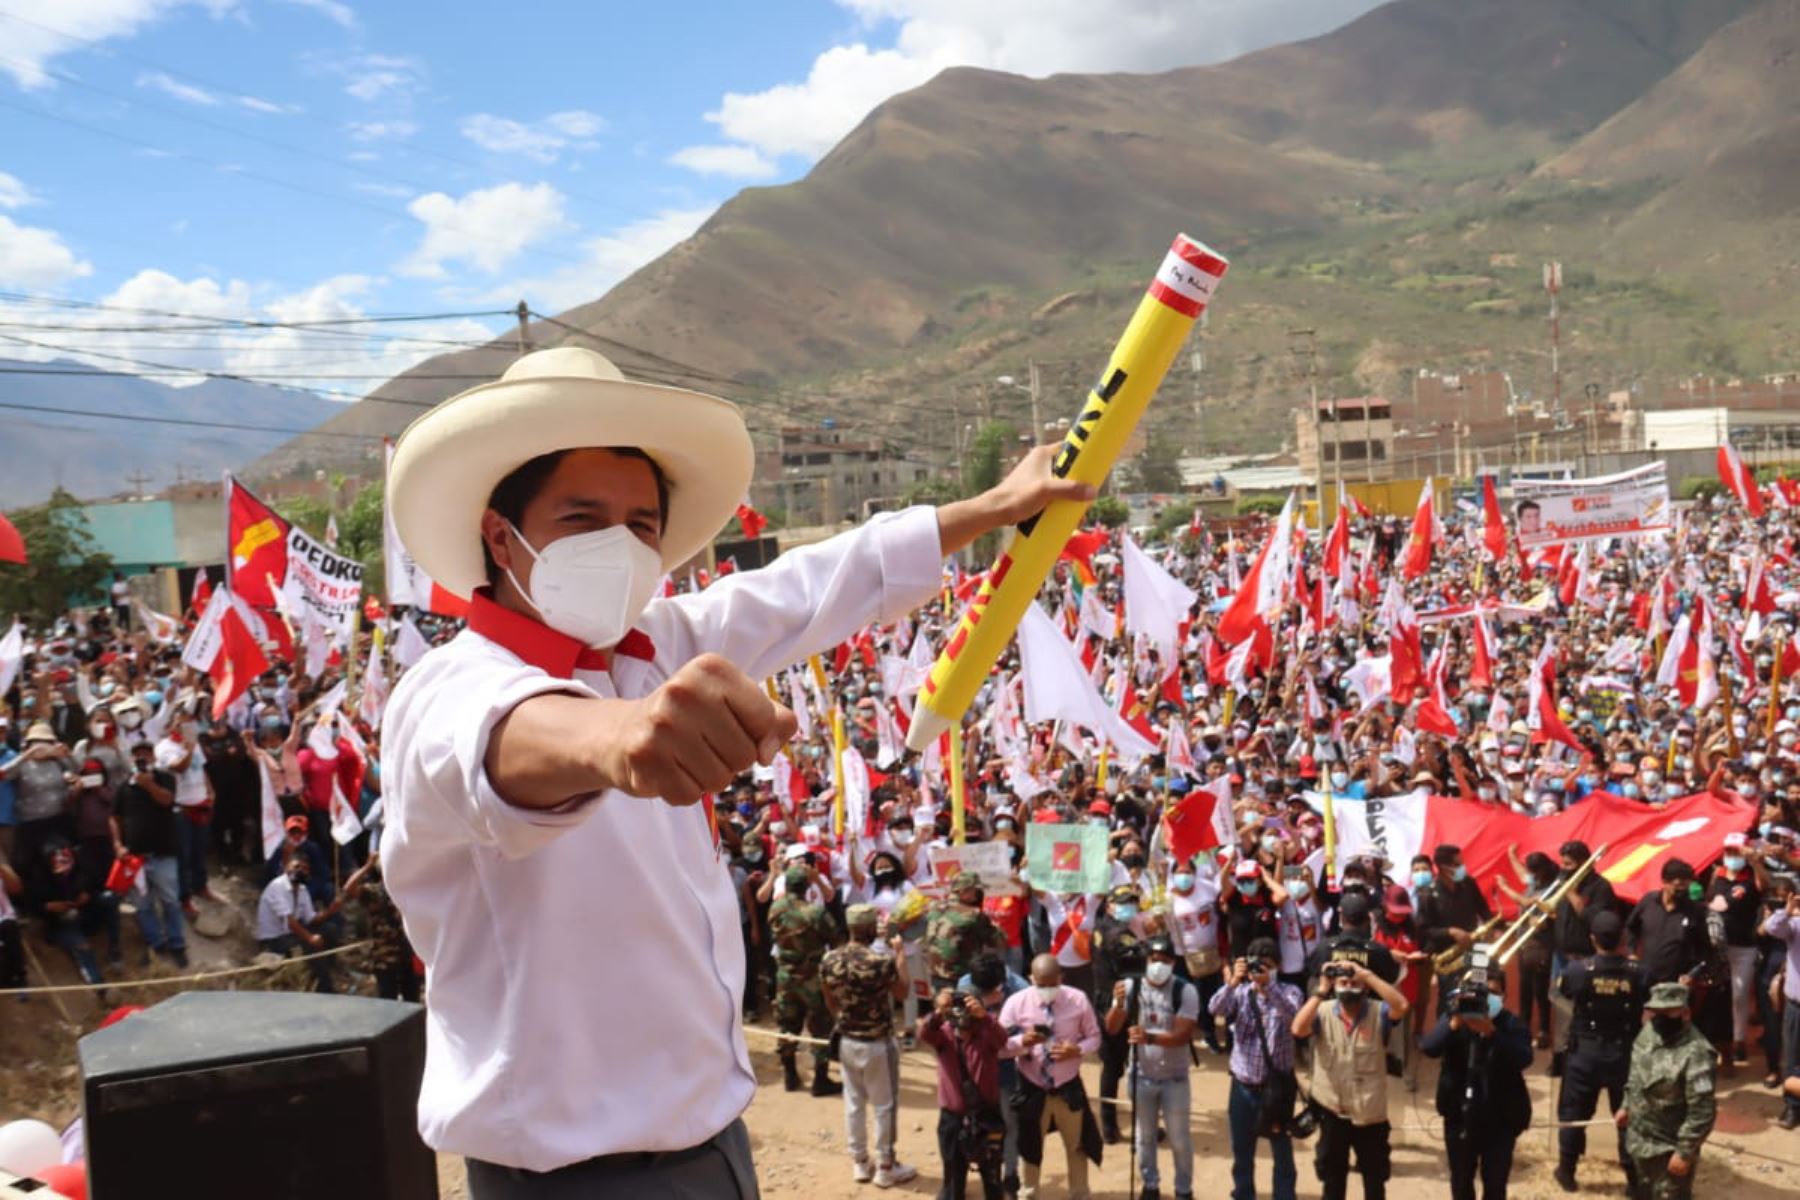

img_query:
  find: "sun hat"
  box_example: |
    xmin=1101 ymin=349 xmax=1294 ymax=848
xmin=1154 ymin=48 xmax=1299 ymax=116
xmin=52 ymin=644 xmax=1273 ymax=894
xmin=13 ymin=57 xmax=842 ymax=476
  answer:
xmin=388 ymin=346 xmax=754 ymax=598
xmin=23 ymin=721 xmax=57 ymax=745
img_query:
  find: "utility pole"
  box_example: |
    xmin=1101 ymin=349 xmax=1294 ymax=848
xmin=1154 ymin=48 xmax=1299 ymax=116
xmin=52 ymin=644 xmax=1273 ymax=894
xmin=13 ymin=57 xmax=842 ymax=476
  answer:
xmin=124 ymin=470 xmax=152 ymax=499
xmin=1028 ymin=357 xmax=1041 ymax=442
xmin=1290 ymin=328 xmax=1326 ymax=505
xmin=1544 ymin=262 xmax=1562 ymax=421
xmin=515 ymin=299 xmax=531 ymax=358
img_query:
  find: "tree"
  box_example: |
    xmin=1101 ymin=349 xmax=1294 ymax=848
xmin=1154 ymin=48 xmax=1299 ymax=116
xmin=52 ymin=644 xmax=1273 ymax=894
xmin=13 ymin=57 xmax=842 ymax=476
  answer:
xmin=278 ymin=481 xmax=386 ymax=602
xmin=904 ymin=477 xmax=962 ymax=507
xmin=0 ymin=488 xmax=114 ymax=625
xmin=962 ymin=422 xmax=1017 ymax=498
xmin=1151 ymin=499 xmax=1197 ymax=542
xmin=1133 ymin=433 xmax=1186 ymax=493
xmin=1091 ymin=496 xmax=1131 ymax=529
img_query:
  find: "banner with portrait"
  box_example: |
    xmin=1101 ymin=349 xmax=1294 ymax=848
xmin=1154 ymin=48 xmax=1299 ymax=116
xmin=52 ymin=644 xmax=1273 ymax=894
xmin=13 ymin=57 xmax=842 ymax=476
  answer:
xmin=1512 ymin=463 xmax=1671 ymax=548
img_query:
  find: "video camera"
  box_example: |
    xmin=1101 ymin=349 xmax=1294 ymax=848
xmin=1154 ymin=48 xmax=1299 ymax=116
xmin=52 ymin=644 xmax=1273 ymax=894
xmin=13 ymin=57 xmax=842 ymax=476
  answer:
xmin=1453 ymin=944 xmax=1494 ymax=1017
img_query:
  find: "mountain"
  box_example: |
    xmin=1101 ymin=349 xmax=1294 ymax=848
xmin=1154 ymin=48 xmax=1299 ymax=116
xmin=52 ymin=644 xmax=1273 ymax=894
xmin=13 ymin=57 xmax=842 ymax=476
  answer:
xmin=0 ymin=359 xmax=344 ymax=508
xmin=259 ymin=0 xmax=1791 ymax=479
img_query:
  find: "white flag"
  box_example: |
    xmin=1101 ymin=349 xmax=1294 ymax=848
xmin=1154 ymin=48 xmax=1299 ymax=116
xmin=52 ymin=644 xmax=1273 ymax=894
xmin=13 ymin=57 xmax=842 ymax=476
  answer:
xmin=258 ymin=761 xmax=284 ymax=860
xmin=392 ymin=616 xmax=431 ymax=669
xmin=1121 ymin=533 xmax=1198 ymax=673
xmin=873 ymin=699 xmax=904 ymax=768
xmin=840 ymin=744 xmax=871 ymax=836
xmin=328 ymin=779 xmax=364 ymax=845
xmin=358 ymin=646 xmax=389 ymax=730
xmin=0 ymin=620 xmax=22 ymax=701
xmin=1016 ymin=601 xmax=1155 ymax=764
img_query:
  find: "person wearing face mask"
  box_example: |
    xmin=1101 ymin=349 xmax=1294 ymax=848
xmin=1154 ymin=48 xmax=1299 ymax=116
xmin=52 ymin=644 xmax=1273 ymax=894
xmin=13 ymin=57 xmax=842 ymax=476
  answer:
xmin=998 ymin=954 xmax=1104 ymax=1200
xmin=1414 ymin=844 xmax=1494 ymax=1003
xmin=1420 ymin=972 xmax=1533 ymax=1200
xmin=1626 ymin=859 xmax=1713 ymax=987
xmin=1763 ymin=885 xmax=1800 ymax=1128
xmin=1105 ymin=936 xmax=1199 ymax=1200
xmin=1705 ymin=832 xmax=1764 ymax=1069
xmin=1292 ymin=959 xmax=1409 ymax=1200
xmin=1209 ymin=938 xmax=1302 ymax=1200
xmin=381 ymin=347 xmax=1085 ymax=1195
xmin=153 ymin=703 xmax=215 ymax=917
xmin=1165 ymin=858 xmax=1228 ymax=1054
xmin=925 ymin=872 xmax=1010 ymax=999
xmin=1092 ymin=883 xmax=1148 ymax=1144
xmin=1111 ymin=836 xmax=1152 ymax=893
xmin=1553 ymin=911 xmax=1647 ymax=1193
xmin=1275 ymin=864 xmax=1323 ymax=991
xmin=1619 ymin=983 xmax=1718 ymax=1200
xmin=255 ymin=845 xmax=372 ymax=994
xmin=76 ymin=705 xmax=130 ymax=790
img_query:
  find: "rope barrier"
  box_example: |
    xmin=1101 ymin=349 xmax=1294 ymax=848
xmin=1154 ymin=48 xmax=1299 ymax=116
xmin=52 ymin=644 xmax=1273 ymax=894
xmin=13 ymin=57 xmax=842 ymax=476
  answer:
xmin=0 ymin=940 xmax=373 ymax=997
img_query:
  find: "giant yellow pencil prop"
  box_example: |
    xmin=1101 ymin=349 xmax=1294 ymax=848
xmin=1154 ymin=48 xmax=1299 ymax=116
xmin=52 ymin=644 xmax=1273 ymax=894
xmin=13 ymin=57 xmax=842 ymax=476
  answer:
xmin=906 ymin=234 xmax=1229 ymax=750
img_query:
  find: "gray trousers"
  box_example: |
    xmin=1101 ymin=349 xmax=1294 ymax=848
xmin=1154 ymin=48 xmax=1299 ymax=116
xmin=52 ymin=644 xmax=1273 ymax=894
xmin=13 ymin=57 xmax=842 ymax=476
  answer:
xmin=840 ymin=1035 xmax=900 ymax=1166
xmin=466 ymin=1118 xmax=759 ymax=1199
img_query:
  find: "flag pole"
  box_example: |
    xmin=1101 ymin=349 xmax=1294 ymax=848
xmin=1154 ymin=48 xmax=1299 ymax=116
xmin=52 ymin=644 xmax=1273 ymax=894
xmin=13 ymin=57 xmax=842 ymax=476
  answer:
xmin=830 ymin=706 xmax=848 ymax=843
xmin=949 ymin=725 xmax=967 ymax=846
xmin=1771 ymin=632 xmax=1786 ymax=738
xmin=1721 ymin=664 xmax=1739 ymax=757
xmin=1321 ymin=772 xmax=1338 ymax=891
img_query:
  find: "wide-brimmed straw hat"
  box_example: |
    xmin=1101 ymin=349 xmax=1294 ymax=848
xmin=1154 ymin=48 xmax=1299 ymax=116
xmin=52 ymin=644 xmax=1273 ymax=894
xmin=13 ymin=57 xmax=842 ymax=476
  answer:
xmin=388 ymin=347 xmax=753 ymax=599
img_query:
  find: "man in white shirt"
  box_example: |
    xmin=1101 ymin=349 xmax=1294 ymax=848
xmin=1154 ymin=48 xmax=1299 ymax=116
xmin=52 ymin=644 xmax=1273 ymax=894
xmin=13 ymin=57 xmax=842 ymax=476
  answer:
xmin=382 ymin=347 xmax=1089 ymax=1198
xmin=153 ymin=710 xmax=213 ymax=913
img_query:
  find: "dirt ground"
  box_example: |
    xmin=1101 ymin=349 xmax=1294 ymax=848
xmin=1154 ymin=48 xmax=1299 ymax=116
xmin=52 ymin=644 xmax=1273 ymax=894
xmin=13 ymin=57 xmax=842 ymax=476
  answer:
xmin=8 ymin=882 xmax=1796 ymax=1200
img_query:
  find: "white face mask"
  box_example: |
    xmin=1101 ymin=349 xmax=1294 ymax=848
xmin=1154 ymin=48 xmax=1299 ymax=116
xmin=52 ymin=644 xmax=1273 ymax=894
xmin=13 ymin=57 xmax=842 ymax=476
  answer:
xmin=505 ymin=521 xmax=662 ymax=649
xmin=1035 ymin=985 xmax=1060 ymax=1005
xmin=1145 ymin=961 xmax=1174 ymax=986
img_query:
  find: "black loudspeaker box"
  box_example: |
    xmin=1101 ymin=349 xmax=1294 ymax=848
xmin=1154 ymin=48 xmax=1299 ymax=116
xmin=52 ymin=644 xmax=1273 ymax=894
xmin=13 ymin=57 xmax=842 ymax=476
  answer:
xmin=79 ymin=991 xmax=438 ymax=1200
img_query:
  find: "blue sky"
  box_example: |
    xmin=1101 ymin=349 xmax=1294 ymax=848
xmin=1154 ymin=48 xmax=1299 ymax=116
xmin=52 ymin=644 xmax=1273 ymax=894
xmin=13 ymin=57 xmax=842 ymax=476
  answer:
xmin=0 ymin=0 xmax=1381 ymax=395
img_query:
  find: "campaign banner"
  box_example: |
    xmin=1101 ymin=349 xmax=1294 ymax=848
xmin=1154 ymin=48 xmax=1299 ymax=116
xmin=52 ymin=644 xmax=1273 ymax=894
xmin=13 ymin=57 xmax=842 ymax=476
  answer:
xmin=283 ymin=525 xmax=364 ymax=645
xmin=1512 ymin=463 xmax=1671 ymax=548
xmin=924 ymin=841 xmax=1022 ymax=896
xmin=1025 ymin=823 xmax=1112 ymax=896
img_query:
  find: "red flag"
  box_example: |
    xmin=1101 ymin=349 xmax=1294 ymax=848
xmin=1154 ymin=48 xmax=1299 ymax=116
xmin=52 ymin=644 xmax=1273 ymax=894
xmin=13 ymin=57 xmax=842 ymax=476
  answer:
xmin=1217 ymin=494 xmax=1294 ymax=645
xmin=1322 ymin=495 xmax=1350 ymax=580
xmin=1468 ymin=612 xmax=1495 ymax=689
xmin=1745 ymin=555 xmax=1776 ymax=616
xmin=1529 ymin=640 xmax=1585 ymax=754
xmin=0 ymin=512 xmax=24 ymax=565
xmin=1060 ymin=528 xmax=1107 ymax=585
xmin=1717 ymin=445 xmax=1765 ymax=516
xmin=225 ymin=476 xmax=291 ymax=608
xmin=1415 ymin=651 xmax=1459 ymax=737
xmin=1164 ymin=786 xmax=1225 ymax=860
xmin=735 ymin=502 xmax=767 ymax=541
xmin=1400 ymin=478 xmax=1440 ymax=580
xmin=717 ymin=556 xmax=738 ymax=576
xmin=210 ymin=605 xmax=270 ymax=719
xmin=1481 ymin=475 xmax=1507 ymax=561
xmin=190 ymin=571 xmax=213 ymax=619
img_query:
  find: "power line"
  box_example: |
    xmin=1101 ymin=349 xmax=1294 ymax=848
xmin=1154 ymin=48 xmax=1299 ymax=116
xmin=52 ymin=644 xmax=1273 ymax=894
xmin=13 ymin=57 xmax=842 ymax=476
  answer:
xmin=0 ymin=398 xmax=377 ymax=440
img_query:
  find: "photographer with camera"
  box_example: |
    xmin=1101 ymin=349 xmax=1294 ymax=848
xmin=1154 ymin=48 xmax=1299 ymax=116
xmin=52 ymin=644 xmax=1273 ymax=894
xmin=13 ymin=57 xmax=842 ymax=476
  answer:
xmin=1000 ymin=953 xmax=1104 ymax=1200
xmin=1763 ymin=881 xmax=1800 ymax=1129
xmin=1421 ymin=958 xmax=1534 ymax=1200
xmin=1105 ymin=935 xmax=1199 ymax=1200
xmin=1094 ymin=882 xmax=1149 ymax=1145
xmin=919 ymin=985 xmax=1007 ymax=1200
xmin=1209 ymin=937 xmax=1302 ymax=1200
xmin=1292 ymin=958 xmax=1409 ymax=1200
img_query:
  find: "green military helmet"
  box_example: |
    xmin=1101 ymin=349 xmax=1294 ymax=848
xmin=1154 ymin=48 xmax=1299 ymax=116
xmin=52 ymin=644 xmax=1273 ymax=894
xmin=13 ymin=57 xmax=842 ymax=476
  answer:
xmin=951 ymin=871 xmax=982 ymax=894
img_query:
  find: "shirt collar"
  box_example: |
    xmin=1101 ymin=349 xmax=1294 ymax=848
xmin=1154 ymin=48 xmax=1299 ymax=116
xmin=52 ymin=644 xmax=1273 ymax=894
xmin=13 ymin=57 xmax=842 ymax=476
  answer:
xmin=465 ymin=588 xmax=655 ymax=679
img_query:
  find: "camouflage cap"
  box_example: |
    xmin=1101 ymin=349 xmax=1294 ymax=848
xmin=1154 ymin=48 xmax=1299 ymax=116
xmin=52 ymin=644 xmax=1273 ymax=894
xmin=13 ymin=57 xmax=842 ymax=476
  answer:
xmin=1645 ymin=981 xmax=1690 ymax=1010
xmin=783 ymin=866 xmax=812 ymax=894
xmin=951 ymin=871 xmax=983 ymax=893
xmin=846 ymin=903 xmax=879 ymax=932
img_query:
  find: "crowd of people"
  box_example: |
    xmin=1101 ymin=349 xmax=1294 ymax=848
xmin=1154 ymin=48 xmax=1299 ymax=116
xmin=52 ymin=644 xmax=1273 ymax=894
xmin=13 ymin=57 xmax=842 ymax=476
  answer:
xmin=6 ymin=479 xmax=1800 ymax=1200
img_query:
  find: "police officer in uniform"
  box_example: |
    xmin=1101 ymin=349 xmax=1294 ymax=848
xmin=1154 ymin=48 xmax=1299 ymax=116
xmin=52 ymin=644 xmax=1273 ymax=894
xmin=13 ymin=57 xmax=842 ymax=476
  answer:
xmin=1619 ymin=982 xmax=1717 ymax=1200
xmin=769 ymin=864 xmax=845 ymax=1096
xmin=1092 ymin=883 xmax=1148 ymax=1144
xmin=1554 ymin=910 xmax=1646 ymax=1193
xmin=923 ymin=871 xmax=1008 ymax=996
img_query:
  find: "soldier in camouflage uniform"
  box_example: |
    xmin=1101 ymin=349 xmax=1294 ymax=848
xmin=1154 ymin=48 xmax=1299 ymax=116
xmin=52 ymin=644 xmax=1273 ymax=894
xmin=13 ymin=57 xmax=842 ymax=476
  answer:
xmin=821 ymin=905 xmax=918 ymax=1187
xmin=770 ymin=865 xmax=844 ymax=1095
xmin=924 ymin=870 xmax=1008 ymax=996
xmin=1620 ymin=982 xmax=1717 ymax=1200
xmin=359 ymin=861 xmax=418 ymax=1002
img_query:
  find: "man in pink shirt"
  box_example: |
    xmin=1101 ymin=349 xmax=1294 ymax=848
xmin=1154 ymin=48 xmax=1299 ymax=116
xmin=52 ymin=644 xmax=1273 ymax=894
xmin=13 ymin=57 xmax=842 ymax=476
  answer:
xmin=999 ymin=953 xmax=1104 ymax=1200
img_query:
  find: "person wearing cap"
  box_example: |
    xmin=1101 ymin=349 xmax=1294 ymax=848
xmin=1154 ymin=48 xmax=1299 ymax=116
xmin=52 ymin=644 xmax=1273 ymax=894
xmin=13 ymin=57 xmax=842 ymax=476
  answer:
xmin=377 ymin=347 xmax=1084 ymax=1192
xmin=1165 ymin=856 xmax=1228 ymax=1054
xmin=1291 ymin=952 xmax=1409 ymax=1200
xmin=3 ymin=721 xmax=72 ymax=871
xmin=1210 ymin=935 xmax=1302 ymax=1200
xmin=926 ymin=870 xmax=1009 ymax=998
xmin=820 ymin=903 xmax=917 ymax=1188
xmin=1554 ymin=909 xmax=1647 ymax=1192
xmin=1105 ymin=934 xmax=1199 ymax=1200
xmin=1370 ymin=885 xmax=1430 ymax=1060
xmin=1705 ymin=830 xmax=1765 ymax=1069
xmin=23 ymin=833 xmax=117 ymax=992
xmin=769 ymin=862 xmax=845 ymax=1097
xmin=1620 ymin=982 xmax=1717 ymax=1199
xmin=1223 ymin=855 xmax=1286 ymax=971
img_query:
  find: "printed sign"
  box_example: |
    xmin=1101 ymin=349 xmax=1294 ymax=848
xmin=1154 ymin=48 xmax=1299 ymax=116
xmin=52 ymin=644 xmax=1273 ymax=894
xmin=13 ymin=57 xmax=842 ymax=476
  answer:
xmin=1513 ymin=463 xmax=1671 ymax=548
xmin=1025 ymin=823 xmax=1112 ymax=896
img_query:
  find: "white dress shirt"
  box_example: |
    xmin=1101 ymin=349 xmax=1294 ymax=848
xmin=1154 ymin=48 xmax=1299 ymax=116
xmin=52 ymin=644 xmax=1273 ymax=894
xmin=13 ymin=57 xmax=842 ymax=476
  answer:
xmin=382 ymin=507 xmax=942 ymax=1172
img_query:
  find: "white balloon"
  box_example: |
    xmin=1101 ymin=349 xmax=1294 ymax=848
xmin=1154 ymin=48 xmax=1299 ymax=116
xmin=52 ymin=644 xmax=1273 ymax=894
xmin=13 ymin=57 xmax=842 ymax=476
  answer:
xmin=0 ymin=1119 xmax=63 ymax=1177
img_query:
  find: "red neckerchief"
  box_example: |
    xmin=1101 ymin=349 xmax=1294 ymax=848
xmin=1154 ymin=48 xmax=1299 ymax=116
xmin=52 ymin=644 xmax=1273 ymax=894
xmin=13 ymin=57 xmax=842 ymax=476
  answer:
xmin=465 ymin=587 xmax=655 ymax=678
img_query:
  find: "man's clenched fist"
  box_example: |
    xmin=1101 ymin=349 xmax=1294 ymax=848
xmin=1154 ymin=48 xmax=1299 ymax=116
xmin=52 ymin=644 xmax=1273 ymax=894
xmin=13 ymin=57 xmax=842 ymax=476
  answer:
xmin=604 ymin=654 xmax=798 ymax=805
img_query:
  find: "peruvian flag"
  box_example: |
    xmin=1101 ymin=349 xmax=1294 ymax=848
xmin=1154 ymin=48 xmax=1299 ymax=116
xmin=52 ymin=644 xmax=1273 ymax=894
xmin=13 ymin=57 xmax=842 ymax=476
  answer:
xmin=1717 ymin=445 xmax=1765 ymax=516
xmin=184 ymin=585 xmax=270 ymax=719
xmin=1528 ymin=638 xmax=1585 ymax=753
xmin=1469 ymin=611 xmax=1496 ymax=689
xmin=1164 ymin=776 xmax=1233 ymax=861
xmin=1322 ymin=487 xmax=1351 ymax=580
xmin=1415 ymin=649 xmax=1460 ymax=737
xmin=1744 ymin=554 xmax=1777 ymax=616
xmin=1217 ymin=492 xmax=1294 ymax=645
xmin=1399 ymin=478 xmax=1442 ymax=580
xmin=225 ymin=475 xmax=290 ymax=608
xmin=735 ymin=502 xmax=768 ymax=541
xmin=1481 ymin=474 xmax=1507 ymax=562
xmin=382 ymin=441 xmax=468 ymax=617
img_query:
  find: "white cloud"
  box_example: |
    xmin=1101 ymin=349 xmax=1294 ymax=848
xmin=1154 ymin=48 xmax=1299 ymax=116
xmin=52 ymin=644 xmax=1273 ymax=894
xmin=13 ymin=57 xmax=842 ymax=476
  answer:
xmin=668 ymin=143 xmax=778 ymax=180
xmin=353 ymin=181 xmax=414 ymax=199
xmin=0 ymin=0 xmax=235 ymax=90
xmin=347 ymin=119 xmax=417 ymax=142
xmin=303 ymin=50 xmax=426 ymax=103
xmin=0 ymin=214 xmax=92 ymax=287
xmin=279 ymin=0 xmax=356 ymax=29
xmin=459 ymin=110 xmax=605 ymax=163
xmin=493 ymin=205 xmax=714 ymax=312
xmin=0 ymin=172 xmax=40 ymax=210
xmin=399 ymin=181 xmax=571 ymax=278
xmin=237 ymin=94 xmax=300 ymax=115
xmin=136 ymin=69 xmax=220 ymax=106
xmin=682 ymin=0 xmax=1383 ymax=169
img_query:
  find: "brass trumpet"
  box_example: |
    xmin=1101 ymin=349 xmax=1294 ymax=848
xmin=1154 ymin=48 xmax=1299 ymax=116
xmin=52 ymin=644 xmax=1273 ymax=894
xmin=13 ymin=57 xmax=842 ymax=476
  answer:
xmin=1489 ymin=843 xmax=1607 ymax=969
xmin=1432 ymin=911 xmax=1507 ymax=976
